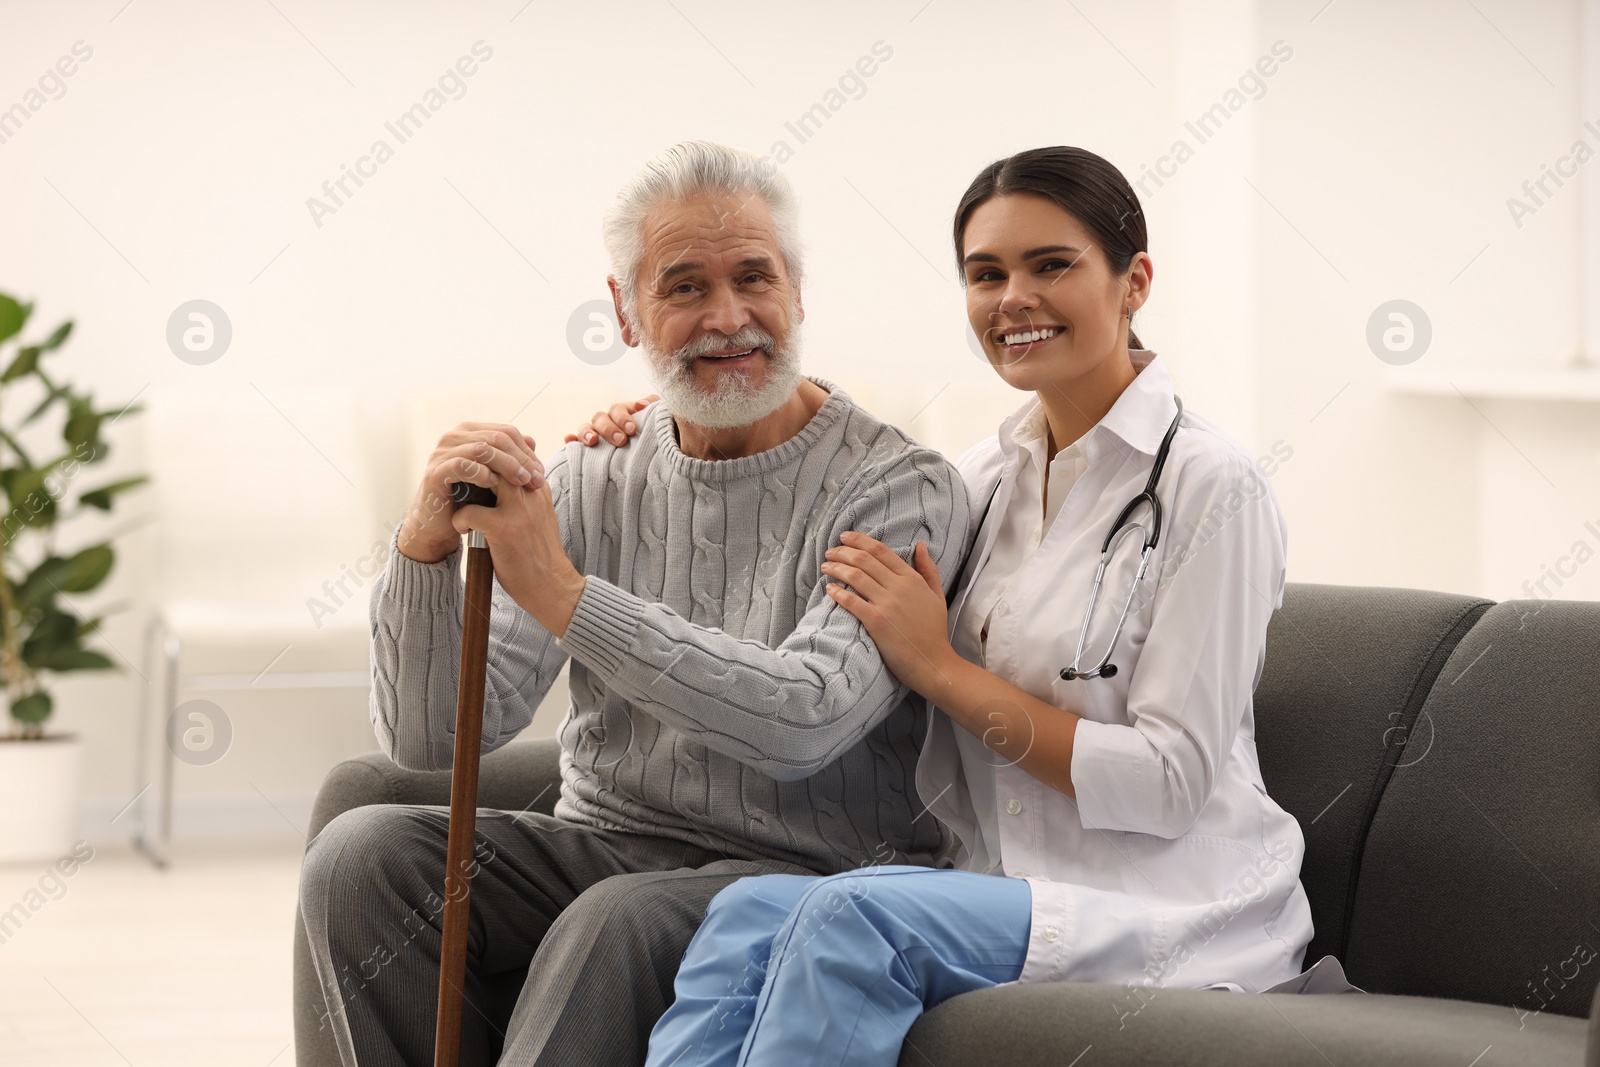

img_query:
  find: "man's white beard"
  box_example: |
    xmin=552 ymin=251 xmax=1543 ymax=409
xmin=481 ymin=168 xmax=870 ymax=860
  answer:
xmin=640 ymin=320 xmax=804 ymax=432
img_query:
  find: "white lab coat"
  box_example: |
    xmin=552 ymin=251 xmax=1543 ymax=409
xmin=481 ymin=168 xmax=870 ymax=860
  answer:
xmin=916 ymin=349 xmax=1318 ymax=995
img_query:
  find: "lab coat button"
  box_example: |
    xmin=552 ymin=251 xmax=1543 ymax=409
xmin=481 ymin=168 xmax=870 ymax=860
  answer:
xmin=1043 ymin=926 xmax=1060 ymax=942
xmin=1005 ymin=798 xmax=1022 ymax=815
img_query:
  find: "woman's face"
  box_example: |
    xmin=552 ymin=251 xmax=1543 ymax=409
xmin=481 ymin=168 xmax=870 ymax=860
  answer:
xmin=960 ymin=193 xmax=1151 ymax=393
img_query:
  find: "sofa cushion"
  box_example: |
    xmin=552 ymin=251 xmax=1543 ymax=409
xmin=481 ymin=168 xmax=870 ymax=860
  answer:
xmin=1345 ymin=599 xmax=1600 ymax=1017
xmin=1253 ymin=584 xmax=1491 ymax=967
xmin=901 ymin=981 xmax=1586 ymax=1066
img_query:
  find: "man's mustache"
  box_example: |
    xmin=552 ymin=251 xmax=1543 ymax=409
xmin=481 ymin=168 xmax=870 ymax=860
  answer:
xmin=672 ymin=326 xmax=779 ymax=364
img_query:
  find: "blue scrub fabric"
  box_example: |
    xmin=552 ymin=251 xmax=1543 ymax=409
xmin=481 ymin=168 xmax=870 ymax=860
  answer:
xmin=645 ymin=866 xmax=1033 ymax=1067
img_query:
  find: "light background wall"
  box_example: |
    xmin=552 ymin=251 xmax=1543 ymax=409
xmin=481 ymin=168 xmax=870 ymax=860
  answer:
xmin=0 ymin=0 xmax=1595 ymax=838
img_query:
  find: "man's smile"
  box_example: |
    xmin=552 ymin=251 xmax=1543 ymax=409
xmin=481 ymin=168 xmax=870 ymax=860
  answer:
xmin=697 ymin=346 xmax=765 ymax=366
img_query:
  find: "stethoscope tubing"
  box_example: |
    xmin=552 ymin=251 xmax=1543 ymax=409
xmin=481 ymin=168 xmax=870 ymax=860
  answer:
xmin=1063 ymin=395 xmax=1184 ymax=681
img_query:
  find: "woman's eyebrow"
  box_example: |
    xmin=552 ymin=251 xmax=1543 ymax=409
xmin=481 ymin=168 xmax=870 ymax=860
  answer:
xmin=961 ymin=245 xmax=1084 ymax=266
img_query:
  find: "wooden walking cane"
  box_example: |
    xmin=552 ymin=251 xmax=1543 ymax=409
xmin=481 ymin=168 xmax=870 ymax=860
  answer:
xmin=434 ymin=480 xmax=497 ymax=1067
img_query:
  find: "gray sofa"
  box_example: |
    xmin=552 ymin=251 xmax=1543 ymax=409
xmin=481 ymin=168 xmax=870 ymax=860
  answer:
xmin=293 ymin=583 xmax=1600 ymax=1066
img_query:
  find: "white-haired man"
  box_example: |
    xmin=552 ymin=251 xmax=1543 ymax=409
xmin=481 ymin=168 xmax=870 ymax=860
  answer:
xmin=299 ymin=141 xmax=971 ymax=1066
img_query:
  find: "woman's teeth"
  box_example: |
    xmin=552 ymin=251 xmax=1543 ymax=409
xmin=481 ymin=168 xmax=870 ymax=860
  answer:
xmin=1000 ymin=327 xmax=1062 ymax=346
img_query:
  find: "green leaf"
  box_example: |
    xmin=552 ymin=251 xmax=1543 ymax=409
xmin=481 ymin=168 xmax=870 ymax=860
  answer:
xmin=0 ymin=295 xmax=30 ymax=345
xmin=14 ymin=556 xmax=73 ymax=611
xmin=59 ymin=544 xmax=113 ymax=593
xmin=79 ymin=476 xmax=149 ymax=511
xmin=35 ymin=320 xmax=71 ymax=353
xmin=0 ymin=489 xmax=56 ymax=536
xmin=1 ymin=431 xmax=35 ymax=469
xmin=22 ymin=610 xmax=78 ymax=664
xmin=5 ymin=456 xmax=69 ymax=513
xmin=0 ymin=463 xmax=61 ymax=536
xmin=10 ymin=691 xmax=51 ymax=725
xmin=35 ymin=647 xmax=114 ymax=672
xmin=102 ymin=401 xmax=143 ymax=422
xmin=1 ymin=347 xmax=40 ymax=383
xmin=63 ymin=398 xmax=101 ymax=450
xmin=21 ymin=385 xmax=68 ymax=427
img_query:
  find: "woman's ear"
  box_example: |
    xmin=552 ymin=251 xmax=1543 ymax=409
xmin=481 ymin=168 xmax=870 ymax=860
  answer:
xmin=1125 ymin=252 xmax=1154 ymax=316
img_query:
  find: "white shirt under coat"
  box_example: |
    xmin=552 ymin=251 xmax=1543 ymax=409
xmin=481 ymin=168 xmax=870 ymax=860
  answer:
xmin=917 ymin=349 xmax=1316 ymax=995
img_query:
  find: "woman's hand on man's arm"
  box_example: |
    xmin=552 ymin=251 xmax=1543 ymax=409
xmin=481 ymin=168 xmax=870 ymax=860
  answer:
xmin=565 ymin=395 xmax=659 ymax=448
xmin=823 ymin=530 xmax=1081 ymax=799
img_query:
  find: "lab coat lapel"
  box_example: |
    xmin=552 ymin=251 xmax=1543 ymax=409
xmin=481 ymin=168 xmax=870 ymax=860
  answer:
xmin=947 ymin=467 xmax=1012 ymax=639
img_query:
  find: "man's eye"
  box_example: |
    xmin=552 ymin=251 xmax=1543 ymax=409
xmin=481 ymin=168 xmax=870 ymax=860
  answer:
xmin=673 ymin=282 xmax=697 ymax=294
xmin=741 ymin=273 xmax=765 ymax=284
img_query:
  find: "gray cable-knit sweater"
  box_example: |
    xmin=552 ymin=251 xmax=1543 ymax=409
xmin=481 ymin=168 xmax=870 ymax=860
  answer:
xmin=368 ymin=377 xmax=971 ymax=873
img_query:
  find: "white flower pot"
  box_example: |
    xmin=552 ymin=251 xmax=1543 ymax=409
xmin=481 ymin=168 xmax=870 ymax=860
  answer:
xmin=0 ymin=735 xmax=82 ymax=863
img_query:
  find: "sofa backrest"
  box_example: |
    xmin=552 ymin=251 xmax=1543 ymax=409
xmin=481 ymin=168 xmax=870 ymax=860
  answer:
xmin=1343 ymin=599 xmax=1600 ymax=1019
xmin=1253 ymin=583 xmax=1491 ymax=970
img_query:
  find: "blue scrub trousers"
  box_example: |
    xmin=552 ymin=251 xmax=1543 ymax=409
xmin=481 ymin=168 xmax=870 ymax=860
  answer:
xmin=644 ymin=866 xmax=1032 ymax=1067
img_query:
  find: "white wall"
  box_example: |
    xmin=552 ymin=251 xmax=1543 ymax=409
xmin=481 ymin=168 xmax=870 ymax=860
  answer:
xmin=1 ymin=0 xmax=1594 ymax=837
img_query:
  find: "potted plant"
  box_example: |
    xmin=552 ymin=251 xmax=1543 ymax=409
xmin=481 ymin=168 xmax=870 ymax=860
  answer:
xmin=0 ymin=292 xmax=146 ymax=862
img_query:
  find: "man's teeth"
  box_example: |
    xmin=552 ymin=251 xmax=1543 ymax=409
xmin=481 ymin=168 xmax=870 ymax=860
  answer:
xmin=1000 ymin=327 xmax=1062 ymax=346
xmin=705 ymin=348 xmax=757 ymax=359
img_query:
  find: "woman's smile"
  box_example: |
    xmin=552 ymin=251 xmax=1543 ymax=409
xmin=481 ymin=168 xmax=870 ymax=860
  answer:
xmin=995 ymin=325 xmax=1065 ymax=358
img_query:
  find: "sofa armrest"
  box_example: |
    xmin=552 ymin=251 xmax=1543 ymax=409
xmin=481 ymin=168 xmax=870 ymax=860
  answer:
xmin=294 ymin=737 xmax=564 ymax=1067
xmin=306 ymin=738 xmax=564 ymax=842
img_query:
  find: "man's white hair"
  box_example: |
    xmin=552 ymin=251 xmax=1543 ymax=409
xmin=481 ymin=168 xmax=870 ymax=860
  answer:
xmin=602 ymin=141 xmax=805 ymax=319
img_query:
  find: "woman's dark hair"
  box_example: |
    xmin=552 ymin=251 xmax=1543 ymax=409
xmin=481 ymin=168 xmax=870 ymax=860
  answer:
xmin=953 ymin=146 xmax=1148 ymax=349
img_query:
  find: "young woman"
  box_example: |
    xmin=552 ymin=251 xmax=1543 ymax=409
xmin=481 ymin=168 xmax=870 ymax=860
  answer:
xmin=569 ymin=147 xmax=1319 ymax=1066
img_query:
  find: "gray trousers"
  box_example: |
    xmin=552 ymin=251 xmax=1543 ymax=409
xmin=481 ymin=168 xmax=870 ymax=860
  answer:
xmin=298 ymin=803 xmax=812 ymax=1066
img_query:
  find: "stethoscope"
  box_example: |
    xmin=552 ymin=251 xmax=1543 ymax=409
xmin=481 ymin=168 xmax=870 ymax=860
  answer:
xmin=1060 ymin=395 xmax=1184 ymax=681
xmin=960 ymin=395 xmax=1185 ymax=684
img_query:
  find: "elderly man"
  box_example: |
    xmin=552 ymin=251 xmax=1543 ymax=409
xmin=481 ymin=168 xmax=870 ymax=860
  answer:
xmin=298 ymin=141 xmax=970 ymax=1067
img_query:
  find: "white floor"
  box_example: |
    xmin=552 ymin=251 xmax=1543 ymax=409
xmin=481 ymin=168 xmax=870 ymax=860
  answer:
xmin=0 ymin=834 xmax=304 ymax=1067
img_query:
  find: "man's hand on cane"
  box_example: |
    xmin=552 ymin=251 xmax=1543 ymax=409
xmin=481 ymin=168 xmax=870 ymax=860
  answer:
xmin=398 ymin=422 xmax=547 ymax=565
xmin=450 ymin=454 xmax=587 ymax=640
xmin=395 ymin=421 xmax=585 ymax=638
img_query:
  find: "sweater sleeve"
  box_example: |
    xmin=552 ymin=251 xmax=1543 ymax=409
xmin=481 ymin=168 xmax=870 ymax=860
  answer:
xmin=556 ymin=449 xmax=970 ymax=782
xmin=367 ymin=452 xmax=577 ymax=771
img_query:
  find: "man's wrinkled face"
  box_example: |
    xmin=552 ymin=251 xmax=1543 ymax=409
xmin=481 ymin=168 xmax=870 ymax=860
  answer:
xmin=626 ymin=192 xmax=805 ymax=430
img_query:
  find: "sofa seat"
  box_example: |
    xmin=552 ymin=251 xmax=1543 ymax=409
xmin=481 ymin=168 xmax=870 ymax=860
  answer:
xmin=902 ymin=980 xmax=1587 ymax=1066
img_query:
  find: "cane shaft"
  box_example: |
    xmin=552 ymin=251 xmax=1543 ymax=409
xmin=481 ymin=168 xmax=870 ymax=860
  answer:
xmin=433 ymin=533 xmax=494 ymax=1067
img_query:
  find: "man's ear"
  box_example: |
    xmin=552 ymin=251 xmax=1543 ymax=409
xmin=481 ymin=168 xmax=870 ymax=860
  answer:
xmin=607 ymin=275 xmax=642 ymax=348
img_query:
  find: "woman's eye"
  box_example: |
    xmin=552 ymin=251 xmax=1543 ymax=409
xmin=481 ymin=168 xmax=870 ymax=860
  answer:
xmin=972 ymin=269 xmax=1002 ymax=283
xmin=1041 ymin=259 xmax=1072 ymax=272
